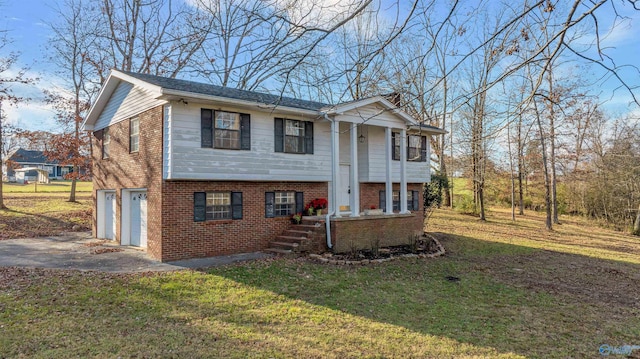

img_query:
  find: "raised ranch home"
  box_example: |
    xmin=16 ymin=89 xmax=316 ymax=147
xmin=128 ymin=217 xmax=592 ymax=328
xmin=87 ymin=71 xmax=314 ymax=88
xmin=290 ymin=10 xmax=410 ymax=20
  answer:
xmin=82 ymin=70 xmax=445 ymax=262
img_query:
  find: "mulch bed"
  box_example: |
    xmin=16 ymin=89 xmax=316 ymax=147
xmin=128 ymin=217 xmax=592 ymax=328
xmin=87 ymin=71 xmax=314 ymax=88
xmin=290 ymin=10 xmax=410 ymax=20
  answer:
xmin=309 ymin=233 xmax=445 ymax=265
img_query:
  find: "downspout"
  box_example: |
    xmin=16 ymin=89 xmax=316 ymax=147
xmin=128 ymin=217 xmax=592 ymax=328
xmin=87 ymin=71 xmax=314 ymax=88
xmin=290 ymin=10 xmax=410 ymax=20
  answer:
xmin=322 ymin=112 xmax=334 ymax=249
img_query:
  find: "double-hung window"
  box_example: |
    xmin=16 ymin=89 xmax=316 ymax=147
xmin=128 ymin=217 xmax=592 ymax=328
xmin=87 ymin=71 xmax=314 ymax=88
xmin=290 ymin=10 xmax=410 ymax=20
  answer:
xmin=102 ymin=127 xmax=110 ymax=159
xmin=201 ymin=109 xmax=251 ymax=150
xmin=194 ymin=191 xmax=243 ymax=221
xmin=392 ymin=133 xmax=427 ymax=162
xmin=265 ymin=191 xmax=304 ymax=217
xmin=274 ymin=118 xmax=313 ymax=154
xmin=379 ymin=190 xmax=420 ymax=212
xmin=130 ymin=117 xmax=139 ymax=153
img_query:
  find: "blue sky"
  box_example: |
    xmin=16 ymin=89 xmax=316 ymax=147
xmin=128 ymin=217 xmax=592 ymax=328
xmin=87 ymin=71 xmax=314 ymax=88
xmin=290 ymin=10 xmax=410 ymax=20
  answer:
xmin=1 ymin=0 xmax=639 ymax=132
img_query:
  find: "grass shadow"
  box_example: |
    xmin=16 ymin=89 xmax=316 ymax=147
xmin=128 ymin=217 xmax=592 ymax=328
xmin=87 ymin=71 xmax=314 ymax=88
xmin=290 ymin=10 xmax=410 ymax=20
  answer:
xmin=205 ymin=231 xmax=640 ymax=358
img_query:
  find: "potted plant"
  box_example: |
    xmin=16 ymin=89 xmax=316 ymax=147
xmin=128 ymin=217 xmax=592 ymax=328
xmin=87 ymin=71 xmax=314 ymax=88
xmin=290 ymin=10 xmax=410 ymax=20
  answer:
xmin=291 ymin=212 xmax=302 ymax=224
xmin=307 ymin=198 xmax=328 ymax=216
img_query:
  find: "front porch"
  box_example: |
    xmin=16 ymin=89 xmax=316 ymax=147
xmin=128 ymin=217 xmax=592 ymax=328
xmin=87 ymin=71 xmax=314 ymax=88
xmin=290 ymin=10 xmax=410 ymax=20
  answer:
xmin=329 ymin=212 xmax=423 ymax=253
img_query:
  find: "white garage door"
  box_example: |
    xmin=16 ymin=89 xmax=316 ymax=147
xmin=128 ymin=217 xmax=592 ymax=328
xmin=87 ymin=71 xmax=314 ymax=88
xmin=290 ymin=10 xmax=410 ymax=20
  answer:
xmin=104 ymin=192 xmax=116 ymax=240
xmin=130 ymin=191 xmax=147 ymax=248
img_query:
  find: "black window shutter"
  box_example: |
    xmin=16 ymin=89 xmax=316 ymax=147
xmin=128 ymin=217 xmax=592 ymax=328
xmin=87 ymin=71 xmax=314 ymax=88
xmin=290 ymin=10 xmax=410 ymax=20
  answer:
xmin=379 ymin=190 xmax=386 ymax=213
xmin=201 ymin=109 xmax=213 ymax=148
xmin=194 ymin=192 xmax=206 ymax=222
xmin=391 ymin=132 xmax=398 ymax=160
xmin=240 ymin=114 xmax=251 ymax=150
xmin=232 ymin=192 xmax=243 ymax=219
xmin=295 ymin=192 xmax=304 ymax=214
xmin=421 ymin=136 xmax=427 ymax=162
xmin=265 ymin=192 xmax=275 ymax=218
xmin=412 ymin=190 xmax=419 ymax=211
xmin=274 ymin=118 xmax=284 ymax=153
xmin=304 ymin=121 xmax=314 ymax=154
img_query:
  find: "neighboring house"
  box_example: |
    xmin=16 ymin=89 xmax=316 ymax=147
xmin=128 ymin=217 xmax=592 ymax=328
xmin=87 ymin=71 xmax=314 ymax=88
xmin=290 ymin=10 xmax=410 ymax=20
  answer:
xmin=82 ymin=69 xmax=445 ymax=262
xmin=6 ymin=148 xmax=74 ymax=183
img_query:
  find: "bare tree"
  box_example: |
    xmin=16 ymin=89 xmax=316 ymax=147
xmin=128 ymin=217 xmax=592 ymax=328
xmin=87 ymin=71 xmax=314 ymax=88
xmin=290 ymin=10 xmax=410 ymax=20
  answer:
xmin=47 ymin=0 xmax=102 ymax=202
xmin=0 ymin=15 xmax=34 ymax=209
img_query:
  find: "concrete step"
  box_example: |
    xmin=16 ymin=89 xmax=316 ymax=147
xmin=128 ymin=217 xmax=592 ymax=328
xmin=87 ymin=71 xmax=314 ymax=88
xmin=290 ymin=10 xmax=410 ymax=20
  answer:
xmin=264 ymin=247 xmax=296 ymax=257
xmin=284 ymin=229 xmax=312 ymax=237
xmin=270 ymin=241 xmax=300 ymax=250
xmin=294 ymin=224 xmax=322 ymax=231
xmin=276 ymin=235 xmax=308 ymax=243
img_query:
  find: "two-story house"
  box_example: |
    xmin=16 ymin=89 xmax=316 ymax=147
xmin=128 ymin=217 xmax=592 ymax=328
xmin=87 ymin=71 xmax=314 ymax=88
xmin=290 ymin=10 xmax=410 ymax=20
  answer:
xmin=82 ymin=70 xmax=445 ymax=262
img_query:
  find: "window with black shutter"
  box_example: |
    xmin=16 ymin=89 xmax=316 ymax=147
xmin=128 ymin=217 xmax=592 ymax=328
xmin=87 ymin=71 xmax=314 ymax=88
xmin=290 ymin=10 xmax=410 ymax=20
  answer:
xmin=392 ymin=133 xmax=427 ymax=162
xmin=380 ymin=190 xmax=419 ymax=212
xmin=201 ymin=109 xmax=250 ymax=150
xmin=274 ymin=118 xmax=314 ymax=154
xmin=266 ymin=191 xmax=303 ymax=217
xmin=194 ymin=191 xmax=243 ymax=221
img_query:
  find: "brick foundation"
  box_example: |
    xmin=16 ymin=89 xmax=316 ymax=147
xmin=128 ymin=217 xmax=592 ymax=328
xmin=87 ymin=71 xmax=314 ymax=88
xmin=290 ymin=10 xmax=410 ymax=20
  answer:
xmin=330 ymin=213 xmax=424 ymax=253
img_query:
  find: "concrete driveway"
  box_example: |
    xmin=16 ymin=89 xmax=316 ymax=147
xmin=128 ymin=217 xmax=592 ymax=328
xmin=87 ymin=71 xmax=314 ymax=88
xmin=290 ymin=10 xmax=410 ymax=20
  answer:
xmin=0 ymin=232 xmax=271 ymax=273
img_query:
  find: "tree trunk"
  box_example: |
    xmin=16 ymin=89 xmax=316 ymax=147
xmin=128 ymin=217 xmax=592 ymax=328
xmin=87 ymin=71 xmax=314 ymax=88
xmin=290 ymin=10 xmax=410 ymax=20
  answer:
xmin=535 ymin=105 xmax=553 ymax=230
xmin=517 ymin=113 xmax=525 ymax=215
xmin=548 ymin=73 xmax=560 ymax=224
xmin=0 ymin=103 xmax=5 ymax=210
xmin=633 ymin=203 xmax=640 ymax=236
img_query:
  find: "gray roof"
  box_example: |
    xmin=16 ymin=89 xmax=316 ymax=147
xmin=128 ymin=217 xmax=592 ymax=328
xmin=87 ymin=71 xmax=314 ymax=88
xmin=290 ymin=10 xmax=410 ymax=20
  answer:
xmin=122 ymin=71 xmax=329 ymax=111
xmin=9 ymin=148 xmax=58 ymax=164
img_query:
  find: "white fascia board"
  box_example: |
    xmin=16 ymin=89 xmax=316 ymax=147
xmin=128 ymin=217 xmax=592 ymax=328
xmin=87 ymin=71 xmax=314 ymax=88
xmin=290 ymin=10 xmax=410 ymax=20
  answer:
xmin=408 ymin=125 xmax=447 ymax=135
xmin=159 ymin=89 xmax=321 ymax=117
xmin=323 ymin=96 xmax=419 ymax=127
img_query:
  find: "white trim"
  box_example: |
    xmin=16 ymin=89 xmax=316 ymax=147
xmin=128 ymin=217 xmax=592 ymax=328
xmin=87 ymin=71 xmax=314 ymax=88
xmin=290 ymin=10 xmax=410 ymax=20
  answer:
xmin=323 ymin=96 xmax=418 ymax=126
xmin=163 ymin=104 xmax=172 ymax=180
xmin=349 ymin=123 xmax=360 ymax=217
xmin=385 ymin=127 xmax=393 ymax=214
xmin=400 ymin=128 xmax=408 ymax=214
xmin=331 ymin=119 xmax=341 ymax=218
xmin=159 ymin=89 xmax=320 ymax=117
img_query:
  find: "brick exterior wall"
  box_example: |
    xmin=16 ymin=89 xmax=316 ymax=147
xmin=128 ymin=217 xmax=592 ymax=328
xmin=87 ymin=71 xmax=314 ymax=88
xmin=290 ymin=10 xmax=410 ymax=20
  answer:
xmin=91 ymin=106 xmax=165 ymax=259
xmin=161 ymin=181 xmax=328 ymax=261
xmin=330 ymin=213 xmax=424 ymax=253
xmin=328 ymin=183 xmax=425 ymax=254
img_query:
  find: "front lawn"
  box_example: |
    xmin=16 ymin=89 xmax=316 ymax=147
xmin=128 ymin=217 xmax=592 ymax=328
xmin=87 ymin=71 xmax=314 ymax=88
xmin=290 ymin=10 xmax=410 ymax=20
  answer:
xmin=1 ymin=208 xmax=639 ymax=358
xmin=0 ymin=195 xmax=91 ymax=239
xmin=2 ymin=180 xmax=92 ymax=193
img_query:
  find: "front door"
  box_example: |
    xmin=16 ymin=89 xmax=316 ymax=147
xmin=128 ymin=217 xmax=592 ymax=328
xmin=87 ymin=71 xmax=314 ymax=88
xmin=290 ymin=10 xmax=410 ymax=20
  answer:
xmin=130 ymin=191 xmax=147 ymax=248
xmin=338 ymin=164 xmax=350 ymax=213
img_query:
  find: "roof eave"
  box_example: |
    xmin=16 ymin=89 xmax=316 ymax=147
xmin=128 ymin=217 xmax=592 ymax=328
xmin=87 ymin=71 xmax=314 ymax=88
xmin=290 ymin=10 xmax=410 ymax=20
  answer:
xmin=408 ymin=125 xmax=447 ymax=135
xmin=159 ymin=88 xmax=322 ymax=116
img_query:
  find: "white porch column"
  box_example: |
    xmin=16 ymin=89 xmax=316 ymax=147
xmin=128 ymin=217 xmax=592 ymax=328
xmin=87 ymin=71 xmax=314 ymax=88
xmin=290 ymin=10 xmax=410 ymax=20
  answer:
xmin=349 ymin=123 xmax=360 ymax=217
xmin=331 ymin=118 xmax=341 ymax=217
xmin=385 ymin=127 xmax=393 ymax=214
xmin=400 ymin=128 xmax=408 ymax=213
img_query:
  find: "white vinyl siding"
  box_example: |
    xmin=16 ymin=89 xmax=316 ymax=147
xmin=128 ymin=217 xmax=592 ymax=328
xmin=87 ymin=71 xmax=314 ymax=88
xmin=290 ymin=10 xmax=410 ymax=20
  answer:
xmin=166 ymin=101 xmax=331 ymax=181
xmin=94 ymin=81 xmax=166 ymax=131
xmin=359 ymin=126 xmax=430 ymax=183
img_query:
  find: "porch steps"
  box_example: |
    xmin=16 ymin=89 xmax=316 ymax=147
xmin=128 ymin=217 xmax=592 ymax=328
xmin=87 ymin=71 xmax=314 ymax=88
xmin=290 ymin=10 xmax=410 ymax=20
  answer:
xmin=265 ymin=218 xmax=327 ymax=257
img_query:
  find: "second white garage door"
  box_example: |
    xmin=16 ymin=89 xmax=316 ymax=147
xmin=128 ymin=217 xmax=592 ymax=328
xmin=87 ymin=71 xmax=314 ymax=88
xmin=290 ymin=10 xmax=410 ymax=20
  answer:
xmin=129 ymin=191 xmax=147 ymax=248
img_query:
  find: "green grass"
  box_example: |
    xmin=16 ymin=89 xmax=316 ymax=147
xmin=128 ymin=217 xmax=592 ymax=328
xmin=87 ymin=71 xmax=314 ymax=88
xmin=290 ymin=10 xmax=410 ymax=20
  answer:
xmin=0 ymin=187 xmax=92 ymax=238
xmin=2 ymin=180 xmax=92 ymax=193
xmin=1 ymin=208 xmax=639 ymax=358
